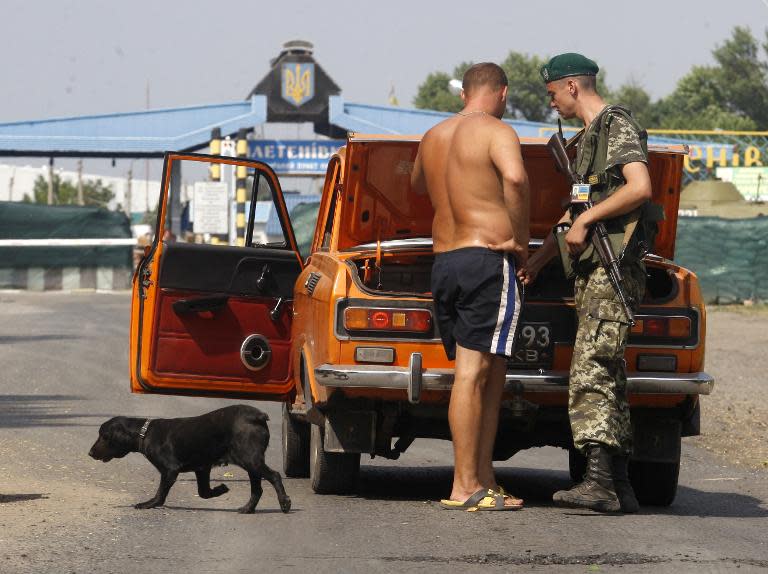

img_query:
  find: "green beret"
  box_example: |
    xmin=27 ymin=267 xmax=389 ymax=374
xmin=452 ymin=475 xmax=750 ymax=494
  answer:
xmin=540 ymin=53 xmax=599 ymax=82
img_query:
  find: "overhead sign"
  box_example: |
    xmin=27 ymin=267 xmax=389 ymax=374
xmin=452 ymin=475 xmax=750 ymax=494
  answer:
xmin=716 ymin=166 xmax=768 ymax=201
xmin=685 ymin=144 xmax=763 ymax=174
xmin=248 ymin=139 xmax=344 ymax=175
xmin=192 ymin=182 xmax=229 ymax=234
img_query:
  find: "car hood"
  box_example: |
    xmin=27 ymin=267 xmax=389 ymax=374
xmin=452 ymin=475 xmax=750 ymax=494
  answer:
xmin=337 ymin=136 xmax=685 ymax=260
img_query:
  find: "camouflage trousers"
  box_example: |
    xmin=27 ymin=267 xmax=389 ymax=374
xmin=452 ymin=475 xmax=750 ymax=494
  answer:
xmin=569 ymin=263 xmax=645 ymax=455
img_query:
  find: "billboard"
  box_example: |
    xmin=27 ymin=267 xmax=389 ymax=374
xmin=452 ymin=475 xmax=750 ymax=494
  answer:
xmin=248 ymin=139 xmax=345 ymax=175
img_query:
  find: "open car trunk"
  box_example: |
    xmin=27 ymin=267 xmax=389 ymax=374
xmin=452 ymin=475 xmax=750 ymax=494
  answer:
xmin=347 ymin=247 xmax=680 ymax=305
xmin=340 ymin=136 xmax=687 ymax=303
xmin=339 ymin=137 xmax=685 ymax=260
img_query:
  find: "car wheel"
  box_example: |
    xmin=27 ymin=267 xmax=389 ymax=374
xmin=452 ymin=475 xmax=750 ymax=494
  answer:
xmin=309 ymin=423 xmax=360 ymax=494
xmin=629 ymin=460 xmax=680 ymax=507
xmin=568 ymin=448 xmax=587 ymax=483
xmin=282 ymin=403 xmax=310 ymax=478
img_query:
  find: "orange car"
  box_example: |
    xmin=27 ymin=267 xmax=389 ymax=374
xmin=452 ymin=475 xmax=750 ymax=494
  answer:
xmin=130 ymin=135 xmax=713 ymax=506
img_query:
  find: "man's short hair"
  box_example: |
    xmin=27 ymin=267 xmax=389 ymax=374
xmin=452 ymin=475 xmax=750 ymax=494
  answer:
xmin=462 ymin=63 xmax=508 ymax=95
xmin=575 ymin=75 xmax=597 ymax=92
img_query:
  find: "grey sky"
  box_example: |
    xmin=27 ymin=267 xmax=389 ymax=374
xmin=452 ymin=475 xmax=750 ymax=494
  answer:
xmin=2 ymin=0 xmax=767 ymax=123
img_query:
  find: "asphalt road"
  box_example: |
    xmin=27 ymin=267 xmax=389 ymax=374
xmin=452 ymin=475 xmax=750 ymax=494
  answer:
xmin=1 ymin=292 xmax=766 ymax=574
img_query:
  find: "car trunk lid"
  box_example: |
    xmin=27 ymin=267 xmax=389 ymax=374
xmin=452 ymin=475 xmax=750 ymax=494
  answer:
xmin=337 ymin=135 xmax=686 ymax=260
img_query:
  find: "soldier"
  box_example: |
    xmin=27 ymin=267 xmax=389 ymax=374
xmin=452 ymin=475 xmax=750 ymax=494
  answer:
xmin=525 ymin=53 xmax=653 ymax=513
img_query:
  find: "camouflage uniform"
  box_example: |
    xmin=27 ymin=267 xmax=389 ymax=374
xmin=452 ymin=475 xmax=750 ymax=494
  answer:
xmin=569 ymin=112 xmax=649 ymax=456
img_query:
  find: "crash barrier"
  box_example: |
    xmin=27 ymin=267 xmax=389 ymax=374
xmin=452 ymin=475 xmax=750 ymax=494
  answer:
xmin=675 ymin=216 xmax=768 ymax=303
xmin=0 ymin=201 xmax=134 ymax=291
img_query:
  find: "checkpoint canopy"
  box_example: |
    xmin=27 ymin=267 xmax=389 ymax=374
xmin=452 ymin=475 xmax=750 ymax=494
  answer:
xmin=0 ymin=40 xmax=557 ymax=161
xmin=0 ymin=38 xmax=698 ymax=245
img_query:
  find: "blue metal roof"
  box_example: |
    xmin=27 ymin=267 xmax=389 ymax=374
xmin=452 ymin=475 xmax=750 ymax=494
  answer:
xmin=0 ymin=96 xmax=267 ymax=157
xmin=328 ymin=96 xmax=556 ymax=138
xmin=0 ymin=93 xmax=697 ymax=160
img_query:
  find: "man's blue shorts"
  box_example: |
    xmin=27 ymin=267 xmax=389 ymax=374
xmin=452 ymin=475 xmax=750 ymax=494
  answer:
xmin=431 ymin=247 xmax=523 ymax=361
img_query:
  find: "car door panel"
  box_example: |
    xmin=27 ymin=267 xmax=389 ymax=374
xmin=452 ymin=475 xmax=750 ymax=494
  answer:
xmin=152 ymin=289 xmax=292 ymax=380
xmin=130 ymin=152 xmax=303 ymax=401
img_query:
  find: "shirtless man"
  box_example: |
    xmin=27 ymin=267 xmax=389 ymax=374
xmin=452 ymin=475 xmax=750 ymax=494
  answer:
xmin=411 ymin=62 xmax=530 ymax=511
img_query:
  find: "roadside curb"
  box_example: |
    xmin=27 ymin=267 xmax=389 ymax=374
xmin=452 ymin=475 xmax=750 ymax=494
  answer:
xmin=0 ymin=266 xmax=133 ymax=291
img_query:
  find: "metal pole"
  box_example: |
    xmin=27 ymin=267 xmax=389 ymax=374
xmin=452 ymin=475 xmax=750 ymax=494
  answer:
xmin=145 ymin=80 xmax=150 ymax=213
xmin=47 ymin=157 xmax=54 ymax=205
xmin=8 ymin=167 xmax=15 ymax=202
xmin=210 ymin=127 xmax=221 ymax=181
xmin=77 ymin=159 xmax=84 ymax=205
xmin=235 ymin=128 xmax=248 ymax=246
xmin=126 ymin=164 xmax=133 ymax=218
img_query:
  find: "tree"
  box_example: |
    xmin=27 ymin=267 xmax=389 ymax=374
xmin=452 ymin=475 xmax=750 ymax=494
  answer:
xmin=25 ymin=174 xmax=115 ymax=208
xmin=653 ymin=65 xmax=757 ymax=130
xmin=413 ymin=52 xmax=614 ymax=123
xmin=413 ymin=27 xmax=768 ymax=130
xmin=413 ymin=71 xmax=463 ymax=113
xmin=651 ymin=26 xmax=767 ymax=130
xmin=711 ymin=26 xmax=768 ymax=129
xmin=611 ymin=81 xmax=658 ymax=127
xmin=499 ymin=52 xmax=551 ymax=122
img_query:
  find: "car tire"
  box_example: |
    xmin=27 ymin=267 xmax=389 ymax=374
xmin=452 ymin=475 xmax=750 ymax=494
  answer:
xmin=309 ymin=423 xmax=360 ymax=494
xmin=282 ymin=403 xmax=310 ymax=478
xmin=629 ymin=460 xmax=680 ymax=507
xmin=568 ymin=448 xmax=587 ymax=483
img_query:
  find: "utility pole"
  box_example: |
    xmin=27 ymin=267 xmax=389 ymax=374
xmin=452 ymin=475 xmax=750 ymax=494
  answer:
xmin=8 ymin=166 xmax=15 ymax=202
xmin=145 ymin=80 xmax=151 ymax=213
xmin=126 ymin=164 xmax=133 ymax=218
xmin=47 ymin=157 xmax=54 ymax=205
xmin=76 ymin=159 xmax=84 ymax=205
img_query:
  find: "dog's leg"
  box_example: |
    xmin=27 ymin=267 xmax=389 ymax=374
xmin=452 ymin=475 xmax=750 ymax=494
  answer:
xmin=135 ymin=470 xmax=178 ymax=509
xmin=195 ymin=467 xmax=229 ymax=499
xmin=261 ymin=463 xmax=292 ymax=514
xmin=238 ymin=470 xmax=264 ymax=514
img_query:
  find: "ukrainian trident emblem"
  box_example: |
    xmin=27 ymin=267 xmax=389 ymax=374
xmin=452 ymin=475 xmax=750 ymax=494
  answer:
xmin=281 ymin=63 xmax=315 ymax=107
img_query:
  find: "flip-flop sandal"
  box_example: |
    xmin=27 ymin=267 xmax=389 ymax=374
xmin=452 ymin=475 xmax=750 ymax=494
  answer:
xmin=440 ymin=489 xmax=522 ymax=512
xmin=495 ymin=486 xmax=524 ymax=508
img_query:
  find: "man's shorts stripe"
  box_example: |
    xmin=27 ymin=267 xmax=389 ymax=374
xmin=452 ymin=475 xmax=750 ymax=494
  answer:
xmin=492 ymin=255 xmax=522 ymax=355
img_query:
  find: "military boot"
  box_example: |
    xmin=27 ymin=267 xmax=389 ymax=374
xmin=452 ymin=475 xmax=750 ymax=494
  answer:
xmin=611 ymin=455 xmax=639 ymax=513
xmin=553 ymin=445 xmax=621 ymax=513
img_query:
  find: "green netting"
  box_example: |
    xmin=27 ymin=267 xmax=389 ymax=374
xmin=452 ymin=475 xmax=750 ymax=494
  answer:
xmin=0 ymin=201 xmax=132 ymax=267
xmin=289 ymin=201 xmax=321 ymax=261
xmin=675 ymin=216 xmax=768 ymax=303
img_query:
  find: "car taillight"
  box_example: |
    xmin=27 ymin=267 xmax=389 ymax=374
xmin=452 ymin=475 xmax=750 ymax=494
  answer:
xmin=344 ymin=307 xmax=432 ymax=333
xmin=631 ymin=316 xmax=691 ymax=338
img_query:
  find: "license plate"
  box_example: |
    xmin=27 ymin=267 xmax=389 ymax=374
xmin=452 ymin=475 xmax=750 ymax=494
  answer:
xmin=507 ymin=322 xmax=553 ymax=369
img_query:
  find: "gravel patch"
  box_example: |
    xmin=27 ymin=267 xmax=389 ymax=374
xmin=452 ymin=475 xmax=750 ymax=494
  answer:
xmin=690 ymin=306 xmax=768 ymax=470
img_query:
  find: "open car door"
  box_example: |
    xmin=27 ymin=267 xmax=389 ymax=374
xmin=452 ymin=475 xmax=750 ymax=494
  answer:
xmin=129 ymin=152 xmax=303 ymax=401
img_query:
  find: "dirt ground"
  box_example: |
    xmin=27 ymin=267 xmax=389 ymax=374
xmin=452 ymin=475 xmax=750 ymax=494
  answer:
xmin=690 ymin=305 xmax=768 ymax=470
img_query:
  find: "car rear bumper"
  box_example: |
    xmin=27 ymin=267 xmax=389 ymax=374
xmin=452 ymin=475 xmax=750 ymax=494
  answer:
xmin=315 ymin=356 xmax=714 ymax=403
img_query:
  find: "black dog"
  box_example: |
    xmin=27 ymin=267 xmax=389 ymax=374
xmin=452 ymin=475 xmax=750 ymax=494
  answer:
xmin=88 ymin=404 xmax=291 ymax=514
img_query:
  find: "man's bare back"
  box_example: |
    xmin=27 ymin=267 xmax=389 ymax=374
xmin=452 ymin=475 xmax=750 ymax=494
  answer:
xmin=412 ymin=112 xmax=530 ymax=259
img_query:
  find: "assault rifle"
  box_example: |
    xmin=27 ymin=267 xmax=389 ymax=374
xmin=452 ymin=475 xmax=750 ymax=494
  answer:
xmin=547 ymin=120 xmax=636 ymax=326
